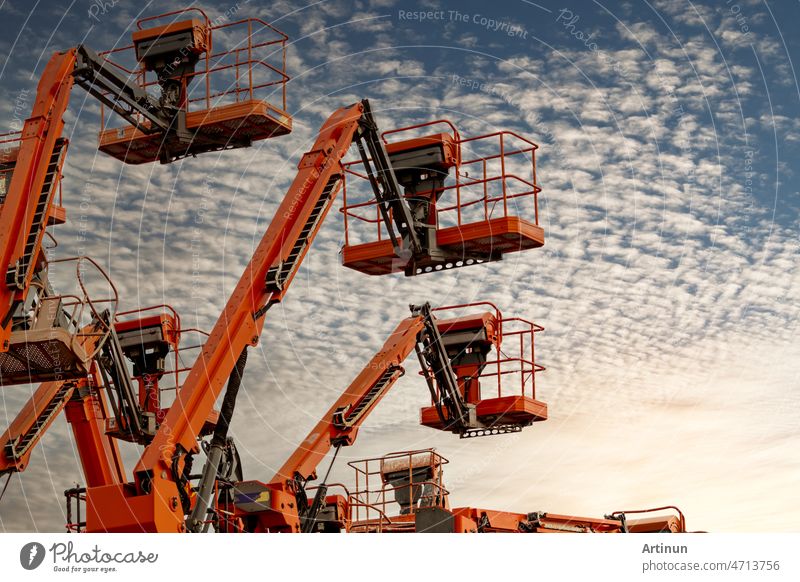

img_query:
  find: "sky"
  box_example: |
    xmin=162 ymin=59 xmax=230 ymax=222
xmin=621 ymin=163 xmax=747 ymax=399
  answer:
xmin=0 ymin=0 xmax=798 ymax=532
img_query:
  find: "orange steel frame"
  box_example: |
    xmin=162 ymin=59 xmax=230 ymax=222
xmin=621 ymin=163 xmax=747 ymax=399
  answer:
xmin=0 ymin=335 xmax=126 ymax=486
xmin=0 ymin=130 xmax=67 ymax=226
xmin=91 ymin=7 xmax=292 ymax=164
xmin=115 ymin=305 xmax=184 ymax=422
xmin=124 ymin=8 xmax=289 ymax=113
xmin=345 ymin=449 xmax=452 ymax=532
xmin=339 ymin=119 xmax=544 ymax=277
xmin=340 ymin=449 xmax=632 ymax=533
xmin=267 ymin=303 xmax=536 ymax=489
xmin=417 ymin=302 xmax=547 ymax=433
xmin=434 ymin=302 xmax=544 ymax=400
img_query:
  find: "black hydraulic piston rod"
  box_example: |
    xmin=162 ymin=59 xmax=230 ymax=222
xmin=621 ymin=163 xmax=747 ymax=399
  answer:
xmin=187 ymin=348 xmax=247 ymax=532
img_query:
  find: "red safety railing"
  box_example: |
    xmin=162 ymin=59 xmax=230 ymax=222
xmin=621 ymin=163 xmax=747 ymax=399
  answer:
xmin=432 ymin=302 xmax=545 ymax=401
xmin=340 ymin=120 xmax=540 ymax=247
xmin=97 ymin=7 xmax=289 ymax=130
xmin=34 ymin=256 xmax=121 ymax=361
xmin=347 ymin=449 xmax=449 ymax=533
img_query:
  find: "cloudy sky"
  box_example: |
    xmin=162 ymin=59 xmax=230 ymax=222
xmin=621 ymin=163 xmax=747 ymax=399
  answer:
xmin=0 ymin=0 xmax=798 ymax=532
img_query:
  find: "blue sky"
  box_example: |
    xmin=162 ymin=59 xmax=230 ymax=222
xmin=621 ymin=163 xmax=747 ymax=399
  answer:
xmin=0 ymin=0 xmax=798 ymax=532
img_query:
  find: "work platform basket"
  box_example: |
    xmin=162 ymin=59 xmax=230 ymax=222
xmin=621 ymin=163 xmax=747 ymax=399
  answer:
xmin=347 ymin=449 xmax=450 ymax=533
xmin=422 ymin=302 xmax=547 ymax=436
xmin=340 ymin=121 xmax=544 ymax=276
xmin=0 ymin=257 xmax=117 ymax=386
xmin=95 ymin=8 xmax=291 ymax=164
